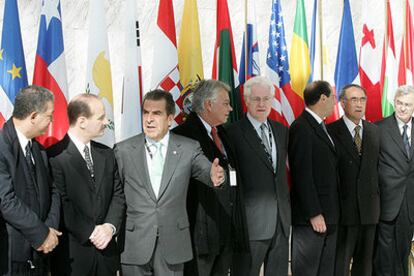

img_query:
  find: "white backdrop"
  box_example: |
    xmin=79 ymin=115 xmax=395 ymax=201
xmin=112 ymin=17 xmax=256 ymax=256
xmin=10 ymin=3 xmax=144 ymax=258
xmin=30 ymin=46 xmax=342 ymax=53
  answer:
xmin=0 ymin=0 xmax=408 ymax=139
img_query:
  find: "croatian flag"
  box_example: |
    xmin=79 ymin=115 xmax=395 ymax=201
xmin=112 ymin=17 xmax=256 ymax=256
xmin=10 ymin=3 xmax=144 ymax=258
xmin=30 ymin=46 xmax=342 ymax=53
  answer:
xmin=0 ymin=0 xmax=28 ymax=128
xmin=33 ymin=0 xmax=69 ymax=147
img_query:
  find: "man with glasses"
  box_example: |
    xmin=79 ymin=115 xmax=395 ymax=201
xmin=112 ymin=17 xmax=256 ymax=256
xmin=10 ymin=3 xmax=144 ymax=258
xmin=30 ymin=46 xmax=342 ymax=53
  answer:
xmin=327 ymin=84 xmax=380 ymax=276
xmin=374 ymin=85 xmax=414 ymax=276
xmin=289 ymin=80 xmax=338 ymax=276
xmin=227 ymin=76 xmax=291 ymax=276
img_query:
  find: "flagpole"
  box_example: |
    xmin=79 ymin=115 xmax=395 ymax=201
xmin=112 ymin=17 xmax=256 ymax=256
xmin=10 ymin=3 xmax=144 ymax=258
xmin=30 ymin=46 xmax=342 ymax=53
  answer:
xmin=318 ymin=0 xmax=323 ymax=80
xmin=245 ymin=0 xmax=248 ymax=81
xmin=404 ymin=0 xmax=407 ymax=75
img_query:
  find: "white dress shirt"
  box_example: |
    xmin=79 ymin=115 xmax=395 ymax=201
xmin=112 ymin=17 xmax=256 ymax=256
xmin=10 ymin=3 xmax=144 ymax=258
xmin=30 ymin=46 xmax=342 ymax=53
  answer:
xmin=342 ymin=115 xmax=363 ymax=140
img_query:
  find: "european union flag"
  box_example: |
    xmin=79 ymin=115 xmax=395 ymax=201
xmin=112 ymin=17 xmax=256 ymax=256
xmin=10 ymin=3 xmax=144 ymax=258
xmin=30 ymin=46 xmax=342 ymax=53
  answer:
xmin=0 ymin=0 xmax=28 ymax=104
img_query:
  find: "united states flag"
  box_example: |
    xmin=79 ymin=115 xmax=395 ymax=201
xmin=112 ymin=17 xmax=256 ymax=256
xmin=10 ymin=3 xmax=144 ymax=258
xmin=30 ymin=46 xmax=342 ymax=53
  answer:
xmin=265 ymin=0 xmax=303 ymax=126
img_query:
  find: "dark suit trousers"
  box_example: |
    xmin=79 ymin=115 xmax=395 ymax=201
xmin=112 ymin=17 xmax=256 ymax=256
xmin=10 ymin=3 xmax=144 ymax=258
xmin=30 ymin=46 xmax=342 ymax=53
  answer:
xmin=193 ymin=242 xmax=232 ymax=276
xmin=334 ymin=224 xmax=376 ymax=276
xmin=232 ymin=221 xmax=288 ymax=276
xmin=291 ymin=225 xmax=338 ymax=276
xmin=374 ymin=197 xmax=414 ymax=276
xmin=10 ymin=261 xmax=48 ymax=276
xmin=121 ymin=238 xmax=184 ymax=276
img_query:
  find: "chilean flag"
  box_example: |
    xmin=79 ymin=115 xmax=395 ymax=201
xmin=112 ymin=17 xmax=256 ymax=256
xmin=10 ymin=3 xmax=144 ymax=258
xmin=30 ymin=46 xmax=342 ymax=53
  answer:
xmin=33 ymin=0 xmax=69 ymax=147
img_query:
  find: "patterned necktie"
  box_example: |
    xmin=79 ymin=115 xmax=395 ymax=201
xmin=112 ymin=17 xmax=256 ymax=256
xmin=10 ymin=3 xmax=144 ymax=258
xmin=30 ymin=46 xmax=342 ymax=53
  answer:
xmin=403 ymin=124 xmax=411 ymax=158
xmin=260 ymin=123 xmax=273 ymax=164
xmin=25 ymin=140 xmax=35 ymax=177
xmin=354 ymin=125 xmax=362 ymax=155
xmin=83 ymin=145 xmax=95 ymax=179
xmin=150 ymin=142 xmax=164 ymax=198
xmin=211 ymin=127 xmax=225 ymax=155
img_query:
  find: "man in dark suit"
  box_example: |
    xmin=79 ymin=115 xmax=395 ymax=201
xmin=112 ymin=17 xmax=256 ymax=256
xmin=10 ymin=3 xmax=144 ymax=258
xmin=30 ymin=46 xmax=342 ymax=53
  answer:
xmin=114 ymin=90 xmax=225 ymax=276
xmin=289 ymin=80 xmax=339 ymax=276
xmin=327 ymin=84 xmax=380 ymax=276
xmin=173 ymin=79 xmax=248 ymax=276
xmin=374 ymin=85 xmax=414 ymax=276
xmin=48 ymin=94 xmax=125 ymax=275
xmin=226 ymin=76 xmax=291 ymax=276
xmin=0 ymin=85 xmax=61 ymax=275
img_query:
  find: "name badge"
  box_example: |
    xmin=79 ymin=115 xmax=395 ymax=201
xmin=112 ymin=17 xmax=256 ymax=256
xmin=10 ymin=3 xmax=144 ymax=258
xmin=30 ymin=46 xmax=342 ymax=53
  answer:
xmin=229 ymin=165 xmax=237 ymax=187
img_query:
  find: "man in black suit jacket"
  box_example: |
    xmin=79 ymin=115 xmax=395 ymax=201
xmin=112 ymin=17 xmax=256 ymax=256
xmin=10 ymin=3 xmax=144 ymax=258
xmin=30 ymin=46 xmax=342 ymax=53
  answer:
xmin=289 ymin=80 xmax=339 ymax=276
xmin=0 ymin=86 xmax=61 ymax=275
xmin=327 ymin=84 xmax=380 ymax=276
xmin=48 ymin=94 xmax=125 ymax=276
xmin=374 ymin=85 xmax=414 ymax=276
xmin=173 ymin=80 xmax=248 ymax=276
xmin=226 ymin=76 xmax=291 ymax=276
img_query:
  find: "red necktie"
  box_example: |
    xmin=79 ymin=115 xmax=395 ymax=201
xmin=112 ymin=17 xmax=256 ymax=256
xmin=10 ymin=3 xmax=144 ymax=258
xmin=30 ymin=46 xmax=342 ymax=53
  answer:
xmin=211 ymin=127 xmax=225 ymax=155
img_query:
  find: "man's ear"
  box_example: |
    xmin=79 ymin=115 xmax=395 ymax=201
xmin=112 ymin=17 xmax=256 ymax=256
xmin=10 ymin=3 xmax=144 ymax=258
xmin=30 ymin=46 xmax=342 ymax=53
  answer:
xmin=78 ymin=116 xmax=87 ymax=129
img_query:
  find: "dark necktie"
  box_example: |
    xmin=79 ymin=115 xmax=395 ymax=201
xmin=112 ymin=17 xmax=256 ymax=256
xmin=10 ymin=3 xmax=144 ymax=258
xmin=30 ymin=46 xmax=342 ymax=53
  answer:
xmin=354 ymin=125 xmax=362 ymax=155
xmin=211 ymin=127 xmax=225 ymax=155
xmin=84 ymin=145 xmax=95 ymax=180
xmin=25 ymin=140 xmax=36 ymax=177
xmin=403 ymin=124 xmax=411 ymax=158
xmin=260 ymin=123 xmax=273 ymax=165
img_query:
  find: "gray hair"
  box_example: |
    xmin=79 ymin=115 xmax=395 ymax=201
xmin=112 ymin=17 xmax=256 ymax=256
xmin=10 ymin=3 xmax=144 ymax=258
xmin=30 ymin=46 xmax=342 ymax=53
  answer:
xmin=12 ymin=85 xmax=54 ymax=120
xmin=243 ymin=76 xmax=275 ymax=102
xmin=395 ymin=85 xmax=414 ymax=99
xmin=191 ymin=80 xmax=230 ymax=114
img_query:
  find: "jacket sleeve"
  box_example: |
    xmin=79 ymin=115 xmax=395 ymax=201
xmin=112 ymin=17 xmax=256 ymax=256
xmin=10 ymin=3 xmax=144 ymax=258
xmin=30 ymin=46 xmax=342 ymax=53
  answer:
xmin=0 ymin=151 xmax=49 ymax=249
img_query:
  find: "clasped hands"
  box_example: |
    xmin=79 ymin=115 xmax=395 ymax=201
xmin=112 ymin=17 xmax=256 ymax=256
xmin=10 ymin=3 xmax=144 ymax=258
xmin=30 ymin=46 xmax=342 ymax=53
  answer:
xmin=89 ymin=223 xmax=114 ymax=250
xmin=36 ymin=227 xmax=62 ymax=254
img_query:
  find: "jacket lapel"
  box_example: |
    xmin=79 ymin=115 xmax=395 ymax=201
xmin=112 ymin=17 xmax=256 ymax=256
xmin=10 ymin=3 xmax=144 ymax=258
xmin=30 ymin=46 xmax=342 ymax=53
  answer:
xmin=66 ymin=139 xmax=95 ymax=191
xmin=268 ymin=120 xmax=280 ymax=174
xmin=240 ymin=117 xmax=274 ymax=172
xmin=91 ymin=143 xmax=106 ymax=193
xmin=337 ymin=119 xmax=360 ymax=163
xmin=157 ymin=134 xmax=182 ymax=200
xmin=386 ymin=116 xmax=408 ymax=159
xmin=131 ymin=135 xmax=158 ymax=202
xmin=303 ymin=111 xmax=336 ymax=153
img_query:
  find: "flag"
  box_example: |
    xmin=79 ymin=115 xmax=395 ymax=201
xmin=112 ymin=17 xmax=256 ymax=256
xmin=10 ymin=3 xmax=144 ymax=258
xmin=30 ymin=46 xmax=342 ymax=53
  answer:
xmin=289 ymin=0 xmax=311 ymax=98
xmin=398 ymin=0 xmax=414 ymax=86
xmin=33 ymin=0 xmax=68 ymax=147
xmin=85 ymin=0 xmax=115 ymax=147
xmin=239 ymin=0 xmax=260 ymax=85
xmin=152 ymin=0 xmax=183 ymax=125
xmin=212 ymin=0 xmax=241 ymax=123
xmin=178 ymin=0 xmax=203 ymax=108
xmin=381 ymin=1 xmax=398 ymax=117
xmin=238 ymin=0 xmax=260 ymax=113
xmin=119 ymin=0 xmax=143 ymax=142
xmin=310 ymin=0 xmax=339 ymax=123
xmin=266 ymin=0 xmax=302 ymax=126
xmin=334 ymin=0 xmax=359 ymax=98
xmin=0 ymin=0 xmax=28 ymax=128
xmin=358 ymin=0 xmax=382 ymax=122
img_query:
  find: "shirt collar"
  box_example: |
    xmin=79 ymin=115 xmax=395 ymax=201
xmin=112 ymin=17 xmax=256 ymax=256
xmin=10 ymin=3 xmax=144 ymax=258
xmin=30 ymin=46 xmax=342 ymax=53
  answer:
xmin=247 ymin=112 xmax=267 ymax=131
xmin=15 ymin=127 xmax=31 ymax=152
xmin=68 ymin=131 xmax=91 ymax=154
xmin=197 ymin=115 xmax=212 ymax=135
xmin=395 ymin=115 xmax=412 ymax=131
xmin=305 ymin=107 xmax=324 ymax=124
xmin=146 ymin=131 xmax=170 ymax=148
xmin=342 ymin=115 xmax=363 ymax=135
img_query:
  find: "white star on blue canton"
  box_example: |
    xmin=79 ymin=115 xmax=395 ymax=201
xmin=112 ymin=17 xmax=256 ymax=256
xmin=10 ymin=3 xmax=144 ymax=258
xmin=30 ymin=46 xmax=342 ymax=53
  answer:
xmin=41 ymin=0 xmax=61 ymax=31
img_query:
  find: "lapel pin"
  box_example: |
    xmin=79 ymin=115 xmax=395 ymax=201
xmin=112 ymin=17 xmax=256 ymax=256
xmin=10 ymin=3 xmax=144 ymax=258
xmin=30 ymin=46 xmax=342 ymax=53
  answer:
xmin=173 ymin=151 xmax=177 ymax=155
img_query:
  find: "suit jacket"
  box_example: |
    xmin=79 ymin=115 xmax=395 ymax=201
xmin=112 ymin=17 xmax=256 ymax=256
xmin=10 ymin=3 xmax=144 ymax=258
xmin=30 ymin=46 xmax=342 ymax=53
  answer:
xmin=289 ymin=111 xmax=339 ymax=226
xmin=377 ymin=114 xmax=414 ymax=222
xmin=114 ymin=132 xmax=215 ymax=266
xmin=0 ymin=119 xmax=60 ymax=274
xmin=328 ymin=118 xmax=380 ymax=225
xmin=225 ymin=116 xmax=291 ymax=240
xmin=48 ymin=135 xmax=125 ymax=274
xmin=172 ymin=112 xmax=248 ymax=255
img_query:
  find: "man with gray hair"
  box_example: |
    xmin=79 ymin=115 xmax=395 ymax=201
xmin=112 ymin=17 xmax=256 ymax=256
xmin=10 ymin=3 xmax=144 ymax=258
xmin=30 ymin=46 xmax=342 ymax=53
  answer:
xmin=0 ymin=85 xmax=61 ymax=275
xmin=374 ymin=85 xmax=414 ymax=276
xmin=172 ymin=79 xmax=248 ymax=276
xmin=226 ymin=76 xmax=291 ymax=276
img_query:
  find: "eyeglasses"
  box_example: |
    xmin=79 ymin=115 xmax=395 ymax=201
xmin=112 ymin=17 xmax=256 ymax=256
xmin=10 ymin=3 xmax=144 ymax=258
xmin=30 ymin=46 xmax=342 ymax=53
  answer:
xmin=344 ymin=97 xmax=367 ymax=104
xmin=249 ymin=96 xmax=272 ymax=104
